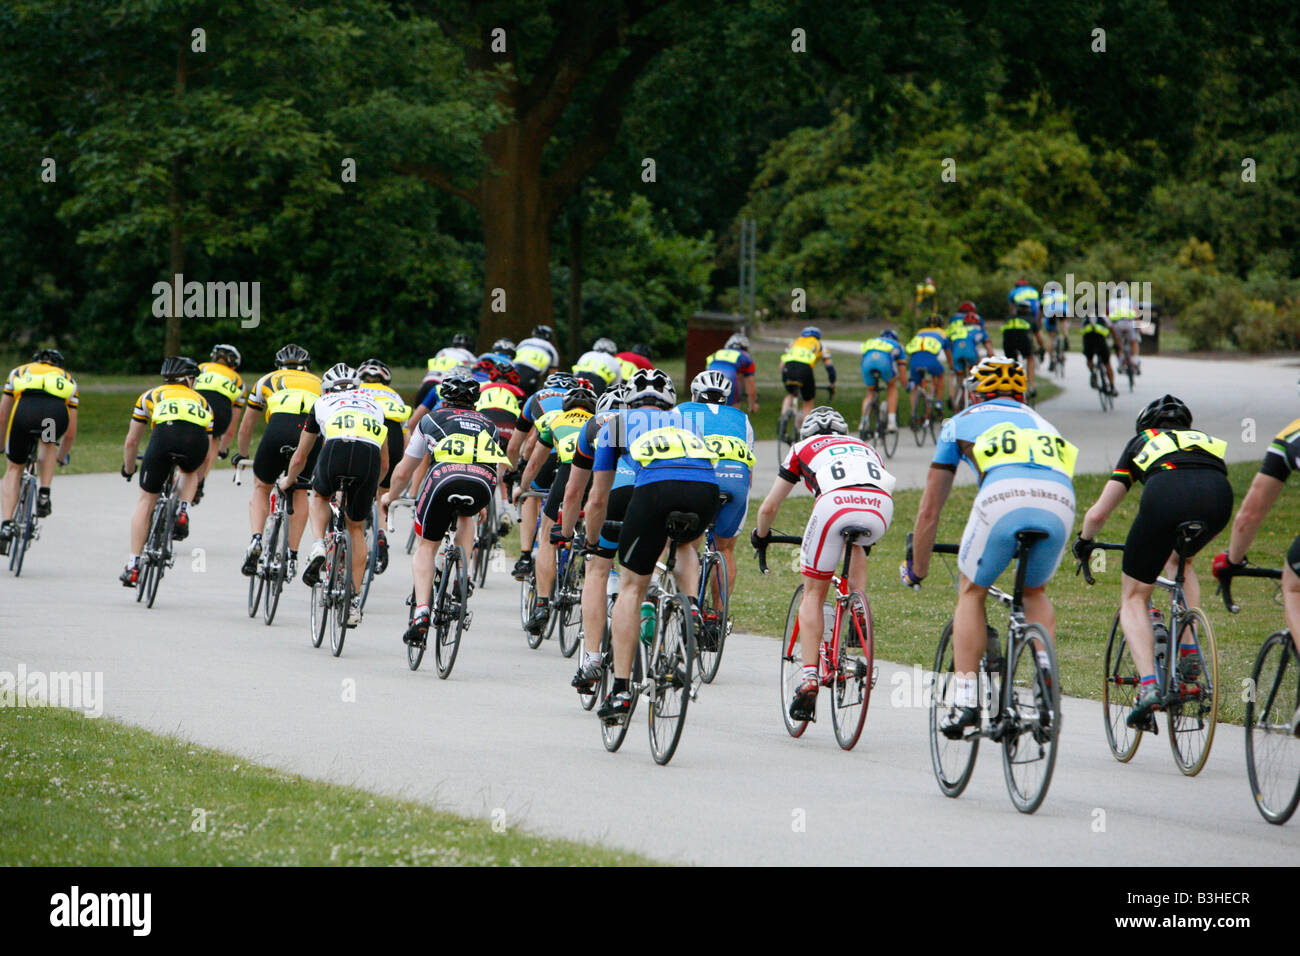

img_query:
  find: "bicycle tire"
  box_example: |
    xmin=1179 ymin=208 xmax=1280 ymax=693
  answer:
xmin=358 ymin=509 xmax=378 ymax=613
xmin=598 ymin=619 xmax=636 ymax=751
xmin=250 ymin=512 xmax=273 ymax=618
xmin=648 ymin=593 xmax=693 ymax=765
xmin=263 ymin=510 xmax=287 ymax=626
xmin=779 ymin=585 xmax=809 ymax=738
xmin=144 ymin=497 xmax=172 ymax=609
xmin=695 ymin=552 xmax=729 ymax=685
xmin=1002 ymin=623 xmax=1060 ymax=814
xmin=406 ymin=588 xmax=427 ymax=670
xmin=928 ymin=398 xmax=942 ymax=443
xmin=910 ymin=388 xmax=926 ymax=446
xmin=831 ymin=590 xmax=874 ymax=750
xmin=581 ymin=595 xmax=615 ymax=713
xmin=329 ymin=532 xmax=350 ymax=658
xmin=309 ymin=576 xmax=327 ymax=647
xmin=523 ymin=575 xmax=546 ymax=650
xmin=557 ymin=549 xmax=584 ymax=659
xmin=435 ymin=545 xmax=467 ymax=679
xmin=1101 ymin=610 xmax=1143 ymax=761
xmin=1166 ymin=606 xmax=1218 ymax=776
xmin=9 ymin=474 xmax=34 ymax=577
xmin=879 ymin=404 xmax=899 ymax=458
xmin=1245 ymin=631 xmax=1300 ymax=824
xmin=929 ymin=619 xmax=979 ymax=797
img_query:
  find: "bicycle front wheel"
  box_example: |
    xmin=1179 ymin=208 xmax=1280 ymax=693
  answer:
xmin=929 ymin=619 xmax=979 ymax=797
xmin=406 ymin=588 xmax=427 ymax=671
xmin=696 ymin=552 xmax=729 ymax=684
xmin=435 ymin=545 xmax=467 ymax=679
xmin=780 ymin=585 xmax=809 ymax=738
xmin=831 ymin=590 xmax=874 ymax=750
xmin=557 ymin=550 xmax=584 ymax=659
xmin=1167 ymin=606 xmax=1218 ymax=776
xmin=263 ymin=512 xmax=288 ymax=625
xmin=329 ymin=535 xmax=351 ymax=658
xmin=9 ymin=476 xmax=33 ymax=576
xmin=1245 ymin=631 xmax=1300 ymax=824
xmin=1002 ymin=624 xmax=1060 ymax=814
xmin=647 ymin=594 xmax=693 ymax=765
xmin=1102 ymin=610 xmax=1143 ymax=761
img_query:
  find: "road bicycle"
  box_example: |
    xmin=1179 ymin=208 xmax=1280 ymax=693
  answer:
xmin=6 ymin=456 xmax=41 ymax=577
xmin=516 ymin=489 xmax=553 ymax=650
xmin=694 ymin=495 xmax=733 ymax=686
xmin=908 ymin=374 xmax=943 ymax=447
xmin=135 ymin=456 xmax=189 ymax=609
xmin=358 ymin=504 xmax=380 ymax=613
xmin=1218 ymin=562 xmax=1300 ymax=823
xmin=756 ymin=530 xmax=876 ymax=750
xmin=400 ymin=498 xmax=472 ymax=678
xmin=1114 ymin=339 xmax=1137 ymax=392
xmin=1088 ymin=358 xmax=1115 ymax=412
xmin=1083 ymin=524 xmax=1218 ymax=776
xmin=1050 ymin=333 xmax=1067 ymax=379
xmin=234 ymin=446 xmax=297 ymax=625
xmin=859 ymin=370 xmax=899 ymax=458
xmin=777 ymin=384 xmax=834 ymax=460
xmin=309 ymin=476 xmax=364 ymax=658
xmin=552 ymin=524 xmax=586 ymax=659
xmin=915 ymin=530 xmax=1061 ymax=814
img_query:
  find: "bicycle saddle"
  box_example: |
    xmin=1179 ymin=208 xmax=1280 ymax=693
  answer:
xmin=1175 ymin=520 xmax=1206 ymax=556
xmin=448 ymin=493 xmax=477 ymax=514
xmin=665 ymin=511 xmax=702 ymax=542
xmin=717 ymin=491 xmax=733 ymax=505
xmin=1015 ymin=529 xmax=1050 ymax=545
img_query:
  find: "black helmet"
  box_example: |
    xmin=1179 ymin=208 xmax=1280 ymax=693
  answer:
xmin=33 ymin=348 xmax=65 ymax=368
xmin=562 ymin=381 xmax=596 ymax=413
xmin=491 ymin=338 xmax=516 ymax=357
xmin=357 ymin=358 xmax=391 ymax=384
xmin=438 ymin=371 xmax=480 ymax=408
xmin=452 ymin=333 xmax=475 ymax=351
xmin=161 ymin=355 xmax=200 ymax=381
xmin=1136 ymin=394 xmax=1192 ymax=433
xmin=532 ymin=324 xmax=555 ymax=342
xmin=275 ymin=343 xmax=311 ymax=369
xmin=211 ymin=343 xmax=241 ymax=368
xmin=630 ymin=342 xmax=652 ymax=359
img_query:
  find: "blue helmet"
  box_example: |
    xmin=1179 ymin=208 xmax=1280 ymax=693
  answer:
xmin=881 ymin=329 xmax=899 ymax=342
xmin=801 ymin=326 xmax=822 ymax=339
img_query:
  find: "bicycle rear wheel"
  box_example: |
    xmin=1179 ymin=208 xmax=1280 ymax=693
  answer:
xmin=1245 ymin=631 xmax=1300 ymax=824
xmin=648 ymin=594 xmax=693 ymax=765
xmin=9 ymin=476 xmax=34 ymax=576
xmin=929 ymin=619 xmax=980 ymax=797
xmin=1002 ymin=624 xmax=1060 ymax=814
xmin=250 ymin=512 xmax=273 ymax=618
xmin=928 ymin=398 xmax=942 ymax=443
xmin=910 ymin=388 xmax=926 ymax=446
xmin=435 ymin=545 xmax=467 ymax=678
xmin=695 ymin=552 xmax=729 ymax=684
xmin=831 ymin=591 xmax=874 ymax=750
xmin=329 ymin=535 xmax=351 ymax=658
xmin=263 ymin=511 xmax=288 ymax=625
xmin=523 ymin=574 xmax=546 ymax=649
xmin=406 ymin=588 xmax=427 ymax=671
xmin=1102 ymin=610 xmax=1142 ymax=761
xmin=557 ymin=550 xmax=584 ymax=659
xmin=598 ymin=624 xmax=639 ymax=751
xmin=144 ymin=502 xmax=171 ymax=609
xmin=1167 ymin=606 xmax=1218 ymax=776
xmin=780 ymin=585 xmax=809 ymax=738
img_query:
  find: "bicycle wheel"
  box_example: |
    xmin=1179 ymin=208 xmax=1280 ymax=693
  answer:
xmin=309 ymin=575 xmax=327 ymax=648
xmin=929 ymin=619 xmax=979 ymax=797
xmin=434 ymin=545 xmax=467 ymax=678
xmin=1125 ymin=357 xmax=1135 ymax=392
xmin=249 ymin=512 xmax=272 ymax=618
xmin=9 ymin=476 xmax=34 ymax=577
xmin=523 ymin=574 xmax=546 ymax=650
xmin=779 ymin=585 xmax=810 ymax=738
xmin=406 ymin=588 xmax=427 ymax=670
xmin=263 ymin=511 xmax=288 ymax=625
xmin=928 ymin=398 xmax=942 ymax=443
xmin=598 ymin=620 xmax=637 ymax=750
xmin=557 ymin=550 xmax=584 ymax=659
xmin=358 ymin=509 xmax=378 ymax=613
xmin=860 ymin=403 xmax=875 ymax=442
xmin=831 ymin=591 xmax=874 ymax=750
xmin=1166 ymin=606 xmax=1218 ymax=776
xmin=648 ymin=594 xmax=694 ymax=765
xmin=910 ymin=388 xmax=926 ymax=446
xmin=695 ymin=552 xmax=729 ymax=684
xmin=1002 ymin=624 xmax=1060 ymax=814
xmin=583 ymin=595 xmax=615 ymax=713
xmin=1245 ymin=631 xmax=1300 ymax=824
xmin=329 ymin=534 xmax=351 ymax=658
xmin=144 ymin=500 xmax=171 ymax=609
xmin=1102 ymin=610 xmax=1143 ymax=761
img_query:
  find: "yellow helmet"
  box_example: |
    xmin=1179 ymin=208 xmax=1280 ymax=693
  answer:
xmin=969 ymin=357 xmax=1026 ymax=398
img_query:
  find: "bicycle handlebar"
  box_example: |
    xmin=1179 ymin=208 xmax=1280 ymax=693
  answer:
xmin=903 ymin=531 xmax=958 ymax=565
xmin=1216 ymin=563 xmax=1283 ymax=614
xmin=1077 ymin=541 xmax=1124 ymax=585
xmin=386 ymin=496 xmax=415 ymax=534
xmin=753 ymin=533 xmax=802 ymax=575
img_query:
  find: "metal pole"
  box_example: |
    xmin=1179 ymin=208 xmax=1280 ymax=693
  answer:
xmin=738 ymin=219 xmax=748 ymax=316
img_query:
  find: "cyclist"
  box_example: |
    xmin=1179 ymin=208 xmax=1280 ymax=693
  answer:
xmin=232 ymin=343 xmax=321 ymax=581
xmin=385 ymin=372 xmax=508 ymax=647
xmin=411 ymin=337 xmax=477 ymax=429
xmin=0 ymin=349 xmax=78 ymax=545
xmin=572 ymin=338 xmax=621 ymax=396
xmin=519 ymin=380 xmax=596 ymax=635
xmin=704 ymin=333 xmax=759 ymax=414
xmin=1108 ymin=295 xmax=1141 ymax=377
xmin=780 ymin=326 xmax=836 ymax=435
xmin=192 ymin=344 xmax=246 ymax=500
xmin=859 ymin=329 xmax=906 ymax=434
xmin=280 ymin=363 xmax=388 ymax=626
xmin=1073 ymin=395 xmax=1232 ymax=728
xmin=956 ymin=300 xmax=985 ymax=330
xmin=905 ymin=314 xmax=952 ymax=410
xmin=1079 ymin=311 xmax=1118 ymax=396
xmin=506 ymin=371 xmax=574 ymax=579
xmin=677 ymin=370 xmax=755 ymax=612
xmin=1040 ymin=286 xmax=1071 ymax=368
xmin=902 ymin=358 xmax=1076 ymax=738
xmin=1002 ymin=298 xmax=1043 ymax=398
xmin=580 ymin=369 xmax=719 ymax=723
xmin=474 ymin=358 xmax=525 ymax=446
xmin=947 ymin=312 xmax=993 ymax=408
xmin=514 ymin=324 xmax=560 ymax=394
xmin=914 ymin=276 xmax=937 ymax=316
xmin=119 ymin=357 xmax=213 ymax=586
xmin=614 ymin=343 xmax=654 ymax=384
xmin=487 ymin=338 xmax=517 ymax=363
xmin=357 ymin=358 xmax=411 ymax=569
xmin=752 ymin=406 xmax=895 ymax=721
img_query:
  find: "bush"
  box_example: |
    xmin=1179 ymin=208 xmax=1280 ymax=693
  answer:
xmin=1235 ymin=299 xmax=1300 ymax=353
xmin=1178 ymin=283 xmax=1247 ymax=349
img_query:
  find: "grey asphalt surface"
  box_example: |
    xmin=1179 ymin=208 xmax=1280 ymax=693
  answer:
xmin=3 ymin=351 xmax=1299 ymax=864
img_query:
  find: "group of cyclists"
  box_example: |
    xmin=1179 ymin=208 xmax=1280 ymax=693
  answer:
xmin=6 ymin=307 xmax=1300 ymax=791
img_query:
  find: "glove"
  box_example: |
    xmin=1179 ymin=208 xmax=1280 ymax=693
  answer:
xmin=1212 ymin=551 xmax=1245 ymax=581
xmin=217 ymin=447 xmax=229 ymax=460
xmin=750 ymin=528 xmax=770 ymax=551
xmin=549 ymin=525 xmax=572 ymax=548
xmin=1071 ymin=536 xmax=1094 ymax=564
xmin=899 ymin=559 xmax=923 ymax=590
xmin=230 ymin=452 xmax=247 ymax=467
xmin=120 ymin=465 xmax=134 ymax=481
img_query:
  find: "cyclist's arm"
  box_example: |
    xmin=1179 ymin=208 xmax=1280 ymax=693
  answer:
xmin=909 ymin=465 xmax=955 ymax=578
xmin=122 ymin=419 xmax=148 ymax=474
xmin=754 ymin=474 xmax=797 ymax=537
xmin=518 ymin=439 xmax=549 ymax=492
xmin=1079 ymin=479 xmax=1127 ymax=540
xmin=744 ymin=372 xmax=758 ymax=412
xmin=384 ymin=452 xmax=423 ymax=505
xmin=0 ymin=393 xmax=11 ymax=431
xmin=218 ymin=410 xmax=238 ymax=453
xmin=1227 ymin=472 xmax=1285 ymax=563
xmin=61 ymin=407 xmax=78 ymax=457
xmin=378 ymin=435 xmax=390 ymax=481
xmin=280 ymin=426 xmax=316 ymax=487
xmin=236 ymin=403 xmax=258 ymax=457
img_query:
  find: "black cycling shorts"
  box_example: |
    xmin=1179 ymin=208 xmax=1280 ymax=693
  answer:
xmin=1082 ymin=333 xmax=1110 ymax=362
xmin=253 ymin=413 xmax=319 ymax=486
xmin=594 ymin=484 xmax=634 ymax=559
xmin=4 ymin=393 xmax=67 ymax=464
xmin=543 ymin=461 xmax=572 ymax=522
xmin=380 ymin=420 xmax=404 ymax=489
xmin=195 ymin=390 xmax=233 ymax=438
xmin=530 ymin=454 xmax=558 ymax=492
xmin=781 ymin=361 xmax=815 ymax=401
xmin=1287 ymin=534 xmax=1300 ymax=578
xmin=311 ymin=439 xmax=381 ymax=522
xmin=1123 ymin=468 xmax=1232 ymax=584
xmin=1002 ymin=330 xmax=1035 ymax=362
xmin=139 ymin=422 xmax=209 ymax=493
xmin=416 ymin=467 xmax=493 ymax=542
xmin=618 ymin=479 xmax=719 ymax=576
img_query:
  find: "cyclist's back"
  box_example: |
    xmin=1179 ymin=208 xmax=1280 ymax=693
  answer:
xmin=677 ymin=383 xmax=755 ymax=546
xmin=905 ymin=321 xmax=948 ymax=388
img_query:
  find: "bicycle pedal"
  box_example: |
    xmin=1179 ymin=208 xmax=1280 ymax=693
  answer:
xmin=462 ymin=611 xmax=473 ymax=630
xmin=870 ymin=665 xmax=879 ymax=689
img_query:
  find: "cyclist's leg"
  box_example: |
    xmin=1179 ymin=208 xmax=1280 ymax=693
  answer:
xmin=1 ymin=458 xmax=22 ymax=521
xmin=582 ymin=552 xmax=614 ymax=653
xmin=519 ymin=494 xmax=540 ymax=551
xmin=673 ymin=536 xmax=703 ymax=599
xmin=130 ymin=490 xmax=160 ymax=554
xmin=453 ymin=513 xmax=476 ymax=555
xmin=346 ymin=515 xmax=368 ymax=587
xmin=36 ymin=436 xmax=60 ymax=489
xmin=1119 ymin=573 xmax=1158 ymax=676
xmin=885 ymin=376 xmax=900 ymax=422
xmin=796 ymin=574 xmax=833 ymax=668
xmin=953 ymin=573 xmax=991 ymax=675
xmin=611 ymin=566 xmax=652 ymax=676
xmin=536 ymin=512 xmax=558 ymax=593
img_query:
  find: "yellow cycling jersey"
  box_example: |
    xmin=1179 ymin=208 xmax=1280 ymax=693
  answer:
xmin=360 ymin=383 xmax=410 ymax=424
xmin=1080 ymin=318 xmax=1110 ymax=337
xmin=247 ymin=369 xmax=321 ymax=420
xmin=972 ymin=424 xmax=1078 ymax=478
xmin=193 ymin=361 xmax=245 ymax=406
xmin=573 ymin=357 xmax=616 ymax=386
xmin=132 ymin=384 xmax=214 ymax=431
xmin=628 ymin=427 xmax=717 ymax=466
xmin=617 ymin=358 xmax=640 ymax=382
xmin=4 ymin=362 xmax=79 ymax=407
xmin=515 ymin=346 xmax=553 ymax=372
xmin=1003 ymin=317 xmax=1033 ymax=331
xmin=321 ymin=409 xmax=386 ymax=443
xmin=537 ymin=407 xmax=593 ymax=464
xmin=476 ymin=386 xmax=522 ymax=418
xmin=780 ymin=336 xmax=830 ymax=368
xmin=946 ymin=322 xmax=970 ymax=341
xmin=906 ymin=331 xmax=947 ymax=355
xmin=432 ymin=431 xmax=510 ymax=466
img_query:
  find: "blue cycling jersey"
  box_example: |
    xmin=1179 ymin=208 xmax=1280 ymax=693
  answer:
xmin=932 ymin=398 xmax=1073 ymax=489
xmin=676 ymin=401 xmax=755 ymax=477
xmin=592 ymin=408 xmax=718 ymax=487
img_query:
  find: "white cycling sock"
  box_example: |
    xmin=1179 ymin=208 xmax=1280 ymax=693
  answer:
xmin=954 ymin=675 xmax=978 ymax=707
xmin=585 ymin=650 xmax=602 ymax=665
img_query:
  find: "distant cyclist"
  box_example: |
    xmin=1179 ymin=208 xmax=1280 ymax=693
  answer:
xmin=946 ymin=311 xmax=992 ymax=406
xmin=1040 ymin=286 xmax=1071 ymax=367
xmin=572 ymin=338 xmax=621 ymax=396
xmin=1079 ymin=311 xmax=1118 ymax=396
xmin=914 ymin=276 xmax=937 ymax=316
xmin=780 ymin=326 xmax=836 ymax=434
xmin=753 ymin=406 xmax=895 ymax=721
xmin=357 ymin=358 xmax=411 ymax=568
xmin=859 ymin=329 xmax=907 ymax=434
xmin=411 ymin=334 xmax=477 ymax=429
xmin=903 ymin=358 xmax=1076 ymax=738
xmin=905 ymin=314 xmax=952 ymax=409
xmin=704 ymin=333 xmax=759 ymax=414
xmin=0 ymin=349 xmax=78 ymax=545
xmin=514 ymin=325 xmax=561 ymax=394
xmin=192 ymin=343 xmax=246 ymax=501
xmin=1003 ymin=281 xmax=1044 ymax=397
xmin=614 ymin=343 xmax=654 ymax=385
xmin=1073 ymin=395 xmax=1231 ymax=728
xmin=1107 ymin=295 xmax=1141 ymax=377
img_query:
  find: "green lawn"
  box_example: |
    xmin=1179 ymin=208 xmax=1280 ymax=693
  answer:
xmin=0 ymin=703 xmax=648 ymax=866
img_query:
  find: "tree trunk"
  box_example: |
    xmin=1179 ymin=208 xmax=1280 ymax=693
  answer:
xmin=566 ymin=205 xmax=582 ymax=363
xmin=166 ymin=28 xmax=187 ymax=357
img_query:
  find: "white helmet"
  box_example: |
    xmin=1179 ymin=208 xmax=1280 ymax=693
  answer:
xmin=321 ymin=362 xmax=359 ymax=392
xmin=592 ymin=337 xmax=617 ymax=355
xmin=595 ymin=384 xmax=629 ymax=414
xmin=627 ymin=368 xmax=676 ymax=409
xmin=725 ymin=333 xmax=749 ymax=351
xmin=800 ymin=405 xmax=847 ymax=439
xmin=691 ymin=370 xmax=732 ymax=403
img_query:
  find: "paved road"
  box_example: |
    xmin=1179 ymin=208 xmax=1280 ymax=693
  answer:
xmin=4 ymin=394 xmax=1298 ymax=863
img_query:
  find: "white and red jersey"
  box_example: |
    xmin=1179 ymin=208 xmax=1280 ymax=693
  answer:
xmin=779 ymin=434 xmax=896 ymax=497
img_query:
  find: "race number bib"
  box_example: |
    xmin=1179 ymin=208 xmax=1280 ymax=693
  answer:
xmin=152 ymin=397 xmax=213 ymax=428
xmin=265 ymin=388 xmax=318 ymax=417
xmin=973 ymin=424 xmax=1078 ymax=477
xmin=781 ymin=345 xmax=818 ymax=365
xmin=1132 ymin=429 xmax=1226 ymax=472
xmin=703 ymin=434 xmax=755 ymax=468
xmin=906 ymin=334 xmax=943 ymax=355
xmin=323 ymin=411 xmax=385 ymax=442
xmin=556 ymin=432 xmax=581 ymax=464
xmin=813 ymin=442 xmax=891 ymax=493
xmin=515 ymin=347 xmax=551 ymax=371
xmin=628 ymin=427 xmax=716 ymax=466
xmin=16 ymin=369 xmax=74 ymax=400
xmin=861 ymin=337 xmax=896 ymax=354
xmin=194 ymin=370 xmax=240 ymax=400
xmin=433 ymin=431 xmax=510 ymax=466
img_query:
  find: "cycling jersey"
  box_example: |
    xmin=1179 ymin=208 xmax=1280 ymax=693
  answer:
xmin=572 ymin=411 xmax=636 ymax=488
xmin=514 ymin=337 xmax=559 ymax=374
xmin=677 ymin=400 xmax=754 ymax=539
xmin=1079 ymin=315 xmax=1112 ymax=337
xmin=132 ymin=384 xmax=215 ymax=431
xmin=1007 ymin=285 xmax=1040 ymax=320
xmin=305 ymin=389 xmax=386 ymax=448
xmin=779 ymin=434 xmax=895 ymax=497
xmin=427 ymin=348 xmax=476 ymax=375
xmin=406 ymin=406 xmax=505 ymax=462
xmin=861 ymin=337 xmax=905 ymax=385
xmin=4 ymin=362 xmax=79 ymax=407
xmin=572 ymin=351 xmax=620 ymax=388
xmin=704 ymin=348 xmax=756 ymax=406
xmin=1041 ymin=288 xmax=1070 ymax=320
xmin=933 ymin=399 xmax=1076 ymax=486
xmin=515 ymin=386 xmax=568 ymax=436
xmin=536 ymin=407 xmax=594 ymax=465
xmin=861 ymin=337 xmax=905 ymax=361
xmin=1110 ymin=428 xmax=1228 ymax=488
xmin=781 ymin=335 xmax=832 ymax=368
xmin=591 ymin=408 xmax=716 ymax=487
xmin=360 ymin=382 xmax=411 ymax=424
xmin=475 ymin=382 xmax=524 ymax=437
xmin=246 ymin=369 xmax=321 ymax=420
xmin=615 ymin=351 xmax=654 ymax=383
xmin=1261 ymin=418 xmax=1300 ymax=482
xmin=193 ymin=361 xmax=245 ymax=407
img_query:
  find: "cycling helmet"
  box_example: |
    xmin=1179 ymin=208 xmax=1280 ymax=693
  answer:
xmin=596 ymin=384 xmax=629 ymax=414
xmin=691 ymin=370 xmax=732 ymax=404
xmin=592 ymin=337 xmax=617 ymax=355
xmin=881 ymin=329 xmax=900 ymax=342
xmin=211 ymin=343 xmax=241 ymax=368
xmin=630 ymin=343 xmax=653 ymax=359
xmin=532 ymin=325 xmax=555 ymax=342
xmin=491 ymin=338 xmax=516 ymax=357
xmin=1015 ymin=278 xmax=1030 ymax=287
xmin=799 ymin=405 xmax=848 ymax=439
xmin=801 ymin=326 xmax=822 ymax=339
xmin=925 ymin=313 xmax=944 ymax=328
xmin=489 ymin=358 xmax=520 ymax=386
xmin=544 ymin=372 xmax=578 ymax=391
xmin=957 ymin=300 xmax=976 ymax=313
xmin=451 ymin=333 xmax=474 ymax=350
xmin=725 ymin=333 xmax=750 ymax=351
xmin=320 ymin=362 xmax=359 ymax=392
xmin=1136 ymin=394 xmax=1192 ymax=433
xmin=160 ymin=355 xmax=200 ymax=382
xmin=562 ymin=382 xmax=597 ymax=413
xmin=964 ymin=311 xmax=981 ymax=325
xmin=438 ymin=370 xmax=480 ymax=408
xmin=627 ymin=368 xmax=675 ymax=409
xmin=968 ymin=358 xmax=1026 ymax=398
xmin=32 ymin=348 xmax=65 ymax=368
xmin=357 ymin=358 xmax=391 ymax=384
xmin=275 ymin=343 xmax=311 ymax=369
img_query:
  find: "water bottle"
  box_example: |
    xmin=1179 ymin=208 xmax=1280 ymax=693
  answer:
xmin=606 ymin=568 xmax=618 ymax=598
xmin=1150 ymin=606 xmax=1168 ymax=685
xmin=639 ymin=600 xmax=656 ymax=646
